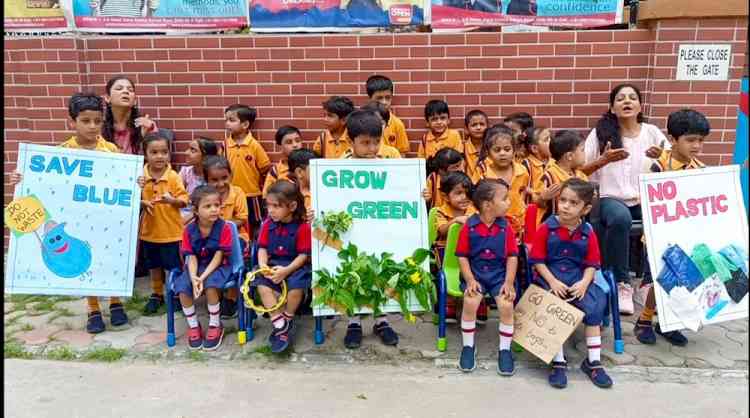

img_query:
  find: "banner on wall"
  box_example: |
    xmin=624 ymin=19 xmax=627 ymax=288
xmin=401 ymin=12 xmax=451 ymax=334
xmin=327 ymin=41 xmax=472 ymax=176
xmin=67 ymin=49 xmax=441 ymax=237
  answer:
xmin=4 ymin=0 xmax=69 ymax=31
xmin=72 ymin=0 xmax=248 ymax=32
xmin=640 ymin=166 xmax=749 ymax=333
xmin=431 ymin=0 xmax=622 ymax=30
xmin=735 ymin=77 xmax=749 ymax=214
xmin=250 ymin=0 xmax=424 ymax=32
xmin=5 ymin=144 xmax=143 ymax=297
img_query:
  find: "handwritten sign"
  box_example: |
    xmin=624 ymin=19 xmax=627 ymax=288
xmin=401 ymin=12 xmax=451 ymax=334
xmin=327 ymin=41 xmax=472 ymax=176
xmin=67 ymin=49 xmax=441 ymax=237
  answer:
xmin=676 ymin=44 xmax=732 ymax=81
xmin=513 ymin=284 xmax=584 ymax=364
xmin=5 ymin=195 xmax=48 ymax=235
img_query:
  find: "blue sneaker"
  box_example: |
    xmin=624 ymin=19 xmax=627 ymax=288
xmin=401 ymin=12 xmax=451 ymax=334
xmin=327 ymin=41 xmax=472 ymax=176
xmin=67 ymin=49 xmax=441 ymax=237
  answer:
xmin=86 ymin=311 xmax=106 ymax=334
xmin=269 ymin=321 xmax=290 ymax=353
xmin=581 ymin=359 xmax=613 ymax=388
xmin=344 ymin=323 xmax=363 ymax=349
xmin=634 ymin=319 xmax=656 ymax=345
xmin=458 ymin=346 xmax=476 ymax=372
xmin=497 ymin=349 xmax=515 ymax=376
xmin=373 ymin=322 xmax=399 ymax=346
xmin=655 ymin=323 xmax=688 ymax=347
xmin=548 ymin=361 xmax=568 ymax=388
xmin=109 ymin=303 xmax=128 ymax=327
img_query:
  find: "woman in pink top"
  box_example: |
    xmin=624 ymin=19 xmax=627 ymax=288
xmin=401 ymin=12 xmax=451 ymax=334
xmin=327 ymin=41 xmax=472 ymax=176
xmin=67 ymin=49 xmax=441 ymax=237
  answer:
xmin=581 ymin=84 xmax=667 ymax=315
xmin=102 ymin=75 xmax=157 ymax=154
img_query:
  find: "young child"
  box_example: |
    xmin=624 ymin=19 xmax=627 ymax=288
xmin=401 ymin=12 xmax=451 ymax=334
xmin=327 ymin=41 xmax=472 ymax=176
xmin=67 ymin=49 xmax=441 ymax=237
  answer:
xmin=433 ymin=172 xmax=477 ymax=323
xmin=175 ymin=185 xmax=234 ymax=351
xmin=504 ymin=112 xmax=535 ymax=161
xmin=360 ymin=101 xmax=404 ymax=159
xmin=634 ymin=109 xmax=710 ymax=347
xmin=529 ymin=178 xmax=612 ymax=389
xmin=463 ymin=109 xmax=490 ymax=180
xmin=9 ymin=92 xmax=143 ymax=334
xmin=224 ymin=104 xmax=271 ymax=237
xmin=341 ymin=109 xmax=402 ymax=161
xmin=102 ymin=75 xmax=157 ymax=154
xmin=287 ymin=148 xmax=320 ymax=218
xmin=538 ymin=130 xmax=588 ymax=222
xmin=340 ymin=109 xmax=400 ymax=348
xmin=418 ymin=100 xmax=464 ymax=159
xmin=473 ymin=124 xmax=530 ymax=239
xmin=254 ymin=181 xmax=312 ymax=353
xmin=140 ymin=132 xmax=190 ymax=315
xmin=180 ymin=137 xmax=219 ymax=196
xmin=423 ymin=147 xmax=465 ymax=209
xmin=202 ymin=155 xmax=250 ymax=319
xmin=366 ymin=75 xmax=410 ymax=156
xmin=263 ymin=126 xmax=303 ymax=197
xmin=455 ymin=179 xmax=518 ymax=375
xmin=521 ymin=126 xmax=552 ymax=205
xmin=313 ymin=96 xmax=355 ymax=158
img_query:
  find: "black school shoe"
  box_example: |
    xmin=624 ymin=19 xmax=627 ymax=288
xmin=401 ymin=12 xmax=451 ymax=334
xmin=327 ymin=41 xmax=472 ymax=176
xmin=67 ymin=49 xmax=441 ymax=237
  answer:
xmin=142 ymin=293 xmax=164 ymax=315
xmin=220 ymin=298 xmax=237 ymax=319
xmin=655 ymin=323 xmax=688 ymax=347
xmin=548 ymin=361 xmax=568 ymax=388
xmin=344 ymin=323 xmax=363 ymax=349
xmin=109 ymin=303 xmax=128 ymax=327
xmin=86 ymin=311 xmax=106 ymax=334
xmin=581 ymin=359 xmax=613 ymax=388
xmin=373 ymin=322 xmax=399 ymax=346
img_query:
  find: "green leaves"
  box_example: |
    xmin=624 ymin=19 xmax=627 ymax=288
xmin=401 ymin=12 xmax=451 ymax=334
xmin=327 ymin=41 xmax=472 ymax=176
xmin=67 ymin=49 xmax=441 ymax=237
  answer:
xmin=315 ymin=211 xmax=353 ymax=244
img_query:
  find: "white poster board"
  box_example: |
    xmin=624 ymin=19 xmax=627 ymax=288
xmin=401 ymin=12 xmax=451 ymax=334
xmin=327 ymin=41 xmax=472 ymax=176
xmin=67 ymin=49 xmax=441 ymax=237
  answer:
xmin=5 ymin=143 xmax=143 ymax=296
xmin=676 ymin=44 xmax=732 ymax=81
xmin=310 ymin=159 xmax=428 ymax=316
xmin=640 ymin=166 xmax=749 ymax=332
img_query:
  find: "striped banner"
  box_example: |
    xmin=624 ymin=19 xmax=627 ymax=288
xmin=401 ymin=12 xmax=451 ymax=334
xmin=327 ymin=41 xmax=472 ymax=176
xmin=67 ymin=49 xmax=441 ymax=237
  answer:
xmin=735 ymin=77 xmax=749 ymax=215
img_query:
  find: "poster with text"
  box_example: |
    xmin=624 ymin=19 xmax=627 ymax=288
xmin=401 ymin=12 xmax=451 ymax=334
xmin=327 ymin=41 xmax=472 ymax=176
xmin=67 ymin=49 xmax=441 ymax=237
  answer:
xmin=5 ymin=143 xmax=143 ymax=297
xmin=4 ymin=0 xmax=69 ymax=32
xmin=73 ymin=0 xmax=248 ymax=32
xmin=310 ymin=159 xmax=428 ymax=316
xmin=640 ymin=166 xmax=749 ymax=333
xmin=431 ymin=0 xmax=622 ymax=31
xmin=250 ymin=0 xmax=424 ymax=32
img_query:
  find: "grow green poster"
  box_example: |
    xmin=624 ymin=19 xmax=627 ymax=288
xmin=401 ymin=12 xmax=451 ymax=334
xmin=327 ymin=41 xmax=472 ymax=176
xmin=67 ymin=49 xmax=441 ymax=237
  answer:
xmin=310 ymin=159 xmax=429 ymax=317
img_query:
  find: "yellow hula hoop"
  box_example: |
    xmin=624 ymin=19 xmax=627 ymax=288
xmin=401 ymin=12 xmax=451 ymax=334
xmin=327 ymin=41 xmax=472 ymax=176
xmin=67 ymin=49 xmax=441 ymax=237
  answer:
xmin=241 ymin=267 xmax=288 ymax=314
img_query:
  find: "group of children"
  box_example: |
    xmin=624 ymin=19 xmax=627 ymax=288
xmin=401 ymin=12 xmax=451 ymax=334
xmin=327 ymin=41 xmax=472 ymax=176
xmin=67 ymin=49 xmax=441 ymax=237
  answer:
xmin=8 ymin=73 xmax=714 ymax=387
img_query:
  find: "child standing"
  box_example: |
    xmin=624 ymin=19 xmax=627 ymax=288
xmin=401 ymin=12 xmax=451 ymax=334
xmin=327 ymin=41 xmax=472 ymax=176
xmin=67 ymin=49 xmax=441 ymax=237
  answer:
xmin=175 ymin=185 xmax=234 ymax=351
xmin=224 ymin=104 xmax=271 ymax=238
xmin=463 ymin=109 xmax=489 ymax=180
xmin=287 ymin=148 xmax=320 ymax=217
xmin=102 ymin=75 xmax=157 ymax=154
xmin=180 ymin=137 xmax=218 ymax=196
xmin=538 ymin=130 xmax=588 ymax=222
xmin=254 ymin=181 xmax=312 ymax=353
xmin=418 ymin=100 xmax=464 ymax=159
xmin=313 ymin=96 xmax=355 ymax=158
xmin=263 ymin=126 xmax=304 ymax=197
xmin=366 ymin=75 xmax=410 ymax=156
xmin=360 ymin=102 xmax=405 ymax=159
xmin=634 ymin=109 xmax=710 ymax=347
xmin=473 ymin=124 xmax=530 ymax=239
xmin=140 ymin=133 xmax=189 ymax=315
xmin=423 ymin=148 xmax=465 ymax=209
xmin=529 ymin=178 xmax=612 ymax=389
xmin=455 ymin=179 xmax=518 ymax=375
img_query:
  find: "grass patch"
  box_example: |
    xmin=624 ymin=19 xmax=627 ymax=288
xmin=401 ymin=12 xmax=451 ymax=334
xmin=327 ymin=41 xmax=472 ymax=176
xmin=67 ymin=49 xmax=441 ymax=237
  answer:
xmin=5 ymin=314 xmax=23 ymax=328
xmin=187 ymin=350 xmax=207 ymax=362
xmin=83 ymin=347 xmax=126 ymax=362
xmin=47 ymin=307 xmax=76 ymax=324
xmin=123 ymin=294 xmax=149 ymax=313
xmin=20 ymin=324 xmax=34 ymax=332
xmin=4 ymin=341 xmax=33 ymax=359
xmin=252 ymin=344 xmax=293 ymax=359
xmin=46 ymin=346 xmax=77 ymax=361
xmin=253 ymin=345 xmax=273 ymax=355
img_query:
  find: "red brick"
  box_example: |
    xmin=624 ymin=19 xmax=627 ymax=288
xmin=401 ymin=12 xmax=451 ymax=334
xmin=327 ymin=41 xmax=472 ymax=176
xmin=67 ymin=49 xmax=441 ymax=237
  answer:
xmin=482 ymin=70 xmax=517 ymax=81
xmin=553 ymin=93 xmax=588 ymax=105
xmin=446 ymin=46 xmax=482 ymax=57
xmin=658 ymin=19 xmax=698 ymax=28
xmin=465 ymin=33 xmax=501 ymax=44
xmin=430 ymin=58 xmax=464 ymax=70
xmin=42 ymin=38 xmax=76 ymax=49
xmin=90 ymin=62 xmax=123 ymax=73
xmin=360 ymin=35 xmax=395 ymax=46
xmin=445 ymin=70 xmax=481 ymax=81
xmin=157 ymin=85 xmax=190 ymax=95
xmin=86 ymin=39 xmax=119 ymax=49
xmin=467 ymin=57 xmax=501 ymax=68
xmin=133 ymin=50 xmax=164 ymax=61
xmin=219 ymin=38 xmax=252 ymax=48
xmin=697 ymin=29 xmax=735 ymax=41
xmin=655 ymin=55 xmax=678 ymax=67
xmin=613 ymin=30 xmax=653 ymax=42
xmin=517 ymin=69 xmax=553 ymax=80
xmin=396 ymin=83 xmax=429 ymax=94
xmin=539 ymin=32 xmax=576 ymax=43
xmin=502 ymin=57 xmax=537 ymax=68
xmin=592 ymin=43 xmax=629 ymax=55
xmin=518 ymin=44 xmax=554 ymax=56
xmin=698 ymin=18 xmax=739 ymax=28
xmin=670 ymin=93 xmax=707 ymax=105
xmin=592 ymin=68 xmax=627 ymax=79
xmin=502 ymin=33 xmax=538 ymax=44
xmin=236 ymin=72 xmax=272 ymax=83
xmin=156 ymin=62 xmax=188 ymax=72
xmin=501 ymin=82 xmax=536 ymax=93
xmin=325 ymin=60 xmax=358 ymax=71
xmin=119 ymin=38 xmax=152 ymax=49
xmin=306 ymin=49 xmax=339 ymax=59
xmin=576 ymin=31 xmax=613 ymax=43
xmin=255 ymin=37 xmax=289 ymax=47
xmin=270 ymin=49 xmax=305 ymax=60
xmin=4 ymin=38 xmax=42 ymax=49
xmin=517 ymin=94 xmax=551 ymax=105
xmin=576 ymin=56 xmax=612 ymax=67
xmin=361 ymin=60 xmax=395 ymax=71
xmin=373 ymin=47 xmax=410 ymax=58
xmin=188 ymin=61 xmax=221 ymax=72
xmin=396 ymin=58 xmax=430 ymax=70
xmin=289 ymin=36 xmax=323 ymax=47
xmin=430 ymin=82 xmax=465 ymax=94
xmin=539 ymin=57 xmax=574 ymax=68
xmin=629 ymin=42 xmax=653 ymax=54
xmin=394 ymin=34 xmax=430 ymax=46
xmin=658 ymin=29 xmax=696 ymax=41
xmin=481 ymin=94 xmax=516 ymax=105
xmin=554 ymin=44 xmax=576 ymax=55
xmin=204 ymin=73 xmax=238 ymax=83
xmin=431 ymin=34 xmax=466 ymax=45
xmin=26 ymin=50 xmax=58 ymax=61
xmin=482 ymin=45 xmax=518 ymax=56
xmin=258 ymin=85 xmax=290 ymax=95
xmin=326 ymin=84 xmax=359 ymax=95
xmin=171 ymin=73 xmax=204 ymax=84
xmin=102 ymin=50 xmax=136 ymax=61
xmin=137 ymin=73 xmax=170 ymax=84
xmin=324 ymin=36 xmax=358 ymax=47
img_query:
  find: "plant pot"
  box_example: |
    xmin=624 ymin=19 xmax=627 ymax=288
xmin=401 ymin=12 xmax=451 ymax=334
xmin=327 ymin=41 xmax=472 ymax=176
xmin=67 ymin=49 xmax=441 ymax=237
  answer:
xmin=312 ymin=227 xmax=343 ymax=251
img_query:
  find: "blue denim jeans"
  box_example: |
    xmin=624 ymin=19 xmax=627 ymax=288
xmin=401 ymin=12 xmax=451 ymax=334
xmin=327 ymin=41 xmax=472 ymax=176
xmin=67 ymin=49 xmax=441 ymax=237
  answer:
xmin=595 ymin=198 xmax=642 ymax=284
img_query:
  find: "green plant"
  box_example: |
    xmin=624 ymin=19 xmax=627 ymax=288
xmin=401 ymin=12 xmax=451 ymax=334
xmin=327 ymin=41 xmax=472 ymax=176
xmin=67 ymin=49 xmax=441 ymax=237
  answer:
xmin=188 ymin=350 xmax=207 ymax=362
xmin=314 ymin=211 xmax=353 ymax=248
xmin=83 ymin=347 xmax=126 ymax=362
xmin=46 ymin=346 xmax=76 ymax=361
xmin=4 ymin=341 xmax=33 ymax=359
xmin=20 ymin=324 xmax=34 ymax=332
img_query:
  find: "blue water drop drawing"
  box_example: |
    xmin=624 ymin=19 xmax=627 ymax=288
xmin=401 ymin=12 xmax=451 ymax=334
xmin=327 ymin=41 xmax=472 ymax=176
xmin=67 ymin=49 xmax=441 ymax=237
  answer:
xmin=40 ymin=221 xmax=92 ymax=279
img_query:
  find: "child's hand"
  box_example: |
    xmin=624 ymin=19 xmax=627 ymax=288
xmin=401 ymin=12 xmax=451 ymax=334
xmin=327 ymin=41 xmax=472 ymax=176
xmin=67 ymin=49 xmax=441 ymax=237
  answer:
xmin=192 ymin=278 xmax=203 ymax=299
xmin=500 ymin=282 xmax=515 ymax=302
xmin=134 ymin=114 xmax=155 ymax=132
xmin=464 ymin=279 xmax=482 ymax=297
xmin=269 ymin=266 xmax=288 ymax=284
xmin=155 ymin=192 xmax=180 ymax=206
xmin=453 ymin=215 xmax=469 ymax=225
xmin=568 ymin=280 xmax=590 ymax=301
xmin=136 ymin=176 xmax=146 ymax=189
xmin=539 ymin=183 xmax=562 ymax=201
xmin=601 ymin=141 xmax=629 ymax=163
xmin=645 ymin=141 xmax=664 ymax=159
xmin=306 ymin=208 xmax=315 ymax=224
xmin=141 ymin=200 xmax=155 ymax=215
xmin=422 ymin=187 xmax=432 ymax=202
xmin=548 ymin=278 xmax=569 ymax=299
xmin=9 ymin=171 xmax=22 ymax=186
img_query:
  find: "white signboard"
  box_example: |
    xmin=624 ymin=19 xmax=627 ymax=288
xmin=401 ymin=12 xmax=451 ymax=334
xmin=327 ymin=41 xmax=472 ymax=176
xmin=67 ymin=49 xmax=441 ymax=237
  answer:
xmin=676 ymin=44 xmax=732 ymax=81
xmin=640 ymin=166 xmax=749 ymax=332
xmin=310 ymin=159 xmax=428 ymax=316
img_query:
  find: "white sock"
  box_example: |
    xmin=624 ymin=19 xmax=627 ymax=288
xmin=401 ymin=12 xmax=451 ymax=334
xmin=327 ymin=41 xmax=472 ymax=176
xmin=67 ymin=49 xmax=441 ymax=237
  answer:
xmin=499 ymin=323 xmax=513 ymax=351
xmin=553 ymin=348 xmax=565 ymax=363
xmin=348 ymin=316 xmax=362 ymax=326
xmin=375 ymin=315 xmax=388 ymax=325
xmin=208 ymin=303 xmax=221 ymax=327
xmin=183 ymin=305 xmax=198 ymax=329
xmin=461 ymin=320 xmax=476 ymax=347
xmin=272 ymin=314 xmax=286 ymax=329
xmin=587 ymin=336 xmax=602 ymax=363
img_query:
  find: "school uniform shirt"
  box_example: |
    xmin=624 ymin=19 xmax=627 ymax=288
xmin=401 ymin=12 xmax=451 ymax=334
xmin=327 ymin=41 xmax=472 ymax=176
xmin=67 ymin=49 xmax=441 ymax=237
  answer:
xmin=340 ymin=144 xmax=402 ymax=159
xmin=529 ymin=216 xmax=601 ymax=287
xmin=650 ymin=150 xmax=705 ymax=172
xmin=225 ymin=132 xmax=271 ymax=198
xmin=521 ymin=155 xmax=549 ymax=199
xmin=258 ymin=219 xmax=312 ymax=266
xmin=181 ymin=219 xmax=233 ymax=266
xmin=221 ymin=185 xmax=250 ymax=243
xmin=455 ymin=214 xmax=518 ymax=285
xmin=140 ymin=164 xmax=189 ymax=243
xmin=425 ymin=172 xmax=445 ymax=209
xmin=262 ymin=160 xmax=289 ymax=197
xmin=60 ymin=135 xmax=120 ymax=153
xmin=434 ymin=202 xmax=477 ymax=248
xmin=313 ymin=130 xmax=351 ymax=159
xmin=463 ymin=137 xmax=481 ymax=180
xmin=383 ymin=114 xmax=410 ymax=155
xmin=474 ymin=160 xmax=529 ymax=237
xmin=418 ymin=129 xmax=464 ymax=159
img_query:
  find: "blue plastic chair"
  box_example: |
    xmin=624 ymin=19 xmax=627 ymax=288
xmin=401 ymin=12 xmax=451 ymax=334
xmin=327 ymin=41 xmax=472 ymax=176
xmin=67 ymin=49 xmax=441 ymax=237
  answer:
xmin=598 ymin=269 xmax=624 ymax=354
xmin=166 ymin=222 xmax=246 ymax=347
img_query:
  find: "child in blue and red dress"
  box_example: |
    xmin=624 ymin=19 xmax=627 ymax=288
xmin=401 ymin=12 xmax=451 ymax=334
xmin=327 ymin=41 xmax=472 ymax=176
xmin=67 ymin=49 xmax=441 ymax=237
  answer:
xmin=175 ymin=185 xmax=233 ymax=351
xmin=253 ymin=180 xmax=312 ymax=354
xmin=529 ymin=178 xmax=613 ymax=389
xmin=455 ymin=179 xmax=518 ymax=376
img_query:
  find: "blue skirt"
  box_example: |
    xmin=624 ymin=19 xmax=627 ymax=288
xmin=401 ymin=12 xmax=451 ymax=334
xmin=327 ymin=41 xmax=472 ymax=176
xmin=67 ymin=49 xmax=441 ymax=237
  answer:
xmin=173 ymin=263 xmax=233 ymax=297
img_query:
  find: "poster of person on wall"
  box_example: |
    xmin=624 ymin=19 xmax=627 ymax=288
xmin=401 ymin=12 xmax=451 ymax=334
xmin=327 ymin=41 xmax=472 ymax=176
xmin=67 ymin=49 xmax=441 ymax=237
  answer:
xmin=4 ymin=0 xmax=68 ymax=31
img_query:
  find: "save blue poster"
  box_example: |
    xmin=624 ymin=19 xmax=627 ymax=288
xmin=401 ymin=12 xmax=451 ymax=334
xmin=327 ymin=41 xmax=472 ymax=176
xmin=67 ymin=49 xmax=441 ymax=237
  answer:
xmin=5 ymin=143 xmax=143 ymax=297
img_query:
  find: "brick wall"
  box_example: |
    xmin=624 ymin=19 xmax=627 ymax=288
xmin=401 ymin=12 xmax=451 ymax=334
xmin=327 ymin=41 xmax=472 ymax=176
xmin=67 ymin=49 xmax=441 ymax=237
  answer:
xmin=3 ymin=17 xmax=747 ymax=213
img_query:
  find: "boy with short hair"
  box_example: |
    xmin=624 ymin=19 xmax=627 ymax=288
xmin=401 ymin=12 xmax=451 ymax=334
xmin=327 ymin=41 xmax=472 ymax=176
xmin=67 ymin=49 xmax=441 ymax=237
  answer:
xmin=262 ymin=125 xmax=303 ymax=197
xmin=634 ymin=109 xmax=710 ymax=347
xmin=224 ymin=104 xmax=271 ymax=236
xmin=313 ymin=96 xmax=355 ymax=158
xmin=359 ymin=101 xmax=403 ymax=159
xmin=340 ymin=109 xmax=400 ymax=349
xmin=287 ymin=148 xmax=320 ymax=216
xmin=538 ymin=130 xmax=588 ymax=221
xmin=366 ymin=75 xmax=410 ymax=156
xmin=418 ymin=99 xmax=464 ymax=159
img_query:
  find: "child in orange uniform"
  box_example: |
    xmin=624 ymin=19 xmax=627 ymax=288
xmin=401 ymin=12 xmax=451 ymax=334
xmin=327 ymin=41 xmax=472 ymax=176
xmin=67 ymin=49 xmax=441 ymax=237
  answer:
xmin=366 ymin=75 xmax=410 ymax=156
xmin=313 ymin=96 xmax=355 ymax=158
xmin=418 ymin=100 xmax=464 ymax=159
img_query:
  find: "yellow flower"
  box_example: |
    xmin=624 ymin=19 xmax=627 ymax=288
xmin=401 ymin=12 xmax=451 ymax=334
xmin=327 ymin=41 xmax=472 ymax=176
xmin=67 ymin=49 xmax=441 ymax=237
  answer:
xmin=409 ymin=272 xmax=422 ymax=284
xmin=406 ymin=313 xmax=417 ymax=323
xmin=405 ymin=257 xmax=415 ymax=267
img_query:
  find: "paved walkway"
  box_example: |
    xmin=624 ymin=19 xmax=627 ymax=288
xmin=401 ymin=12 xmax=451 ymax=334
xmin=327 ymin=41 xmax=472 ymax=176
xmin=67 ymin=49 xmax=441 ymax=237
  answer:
xmin=5 ymin=277 xmax=748 ymax=374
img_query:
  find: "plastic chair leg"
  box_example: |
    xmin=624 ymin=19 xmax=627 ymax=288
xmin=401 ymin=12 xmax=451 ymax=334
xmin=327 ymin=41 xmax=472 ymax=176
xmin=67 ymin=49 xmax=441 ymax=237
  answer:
xmin=166 ymin=276 xmax=176 ymax=348
xmin=605 ymin=270 xmax=624 ymax=354
xmin=314 ymin=316 xmax=325 ymax=345
xmin=437 ymin=271 xmax=447 ymax=352
xmin=247 ymin=308 xmax=256 ymax=342
xmin=237 ymin=286 xmax=246 ymax=345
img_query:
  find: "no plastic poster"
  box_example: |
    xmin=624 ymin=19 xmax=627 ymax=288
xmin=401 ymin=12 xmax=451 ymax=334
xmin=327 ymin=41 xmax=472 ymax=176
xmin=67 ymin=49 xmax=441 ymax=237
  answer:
xmin=5 ymin=143 xmax=143 ymax=297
